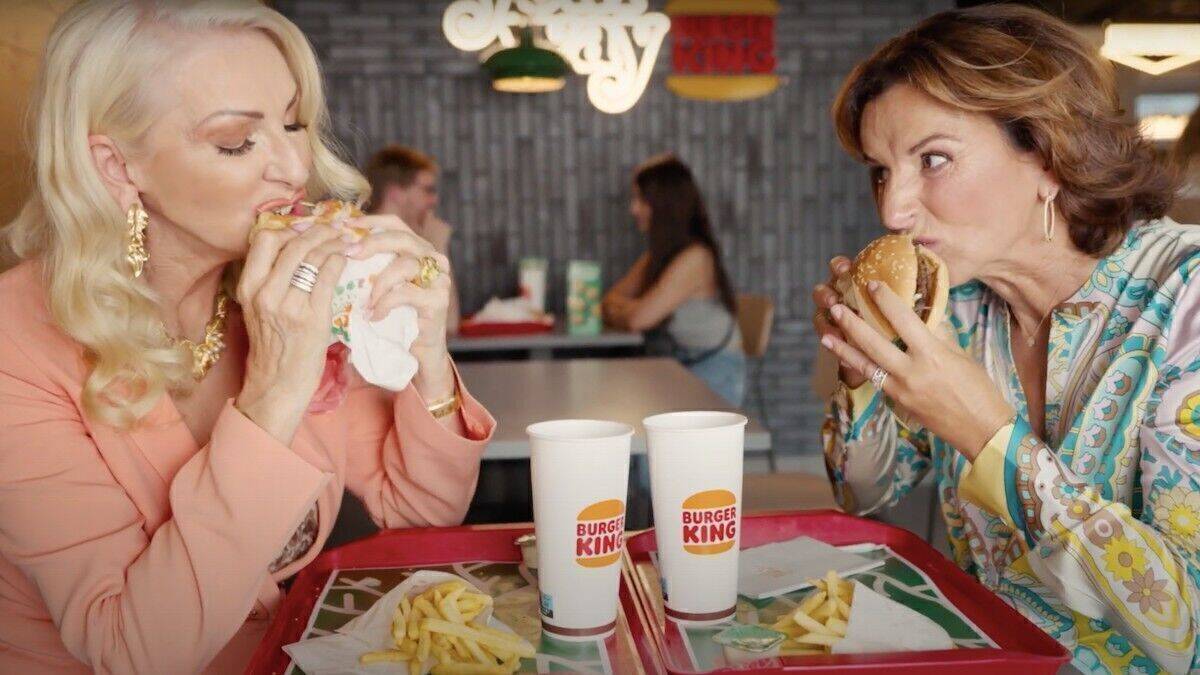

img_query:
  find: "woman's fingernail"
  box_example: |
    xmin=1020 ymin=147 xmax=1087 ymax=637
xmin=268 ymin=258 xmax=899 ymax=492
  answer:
xmin=821 ymin=335 xmax=834 ymax=349
xmin=830 ymin=305 xmax=844 ymax=320
xmin=868 ymin=280 xmax=880 ymax=292
xmin=344 ymin=243 xmax=363 ymax=256
xmin=290 ymin=220 xmax=313 ymax=232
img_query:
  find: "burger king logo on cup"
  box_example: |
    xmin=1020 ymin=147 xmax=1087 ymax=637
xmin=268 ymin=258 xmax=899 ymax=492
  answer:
xmin=681 ymin=490 xmax=738 ymax=555
xmin=575 ymin=499 xmax=625 ymax=568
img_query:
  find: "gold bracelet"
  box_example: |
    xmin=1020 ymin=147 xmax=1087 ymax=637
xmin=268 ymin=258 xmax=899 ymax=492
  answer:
xmin=426 ymin=391 xmax=461 ymax=419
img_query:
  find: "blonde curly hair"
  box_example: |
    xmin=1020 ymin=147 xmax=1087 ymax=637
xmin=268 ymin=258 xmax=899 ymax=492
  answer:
xmin=4 ymin=0 xmax=368 ymax=428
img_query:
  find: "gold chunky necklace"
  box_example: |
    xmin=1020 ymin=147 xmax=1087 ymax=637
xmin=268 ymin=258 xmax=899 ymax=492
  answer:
xmin=172 ymin=289 xmax=232 ymax=380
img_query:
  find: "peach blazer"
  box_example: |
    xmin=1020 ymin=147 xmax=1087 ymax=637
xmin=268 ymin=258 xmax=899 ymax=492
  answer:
xmin=0 ymin=261 xmax=495 ymax=674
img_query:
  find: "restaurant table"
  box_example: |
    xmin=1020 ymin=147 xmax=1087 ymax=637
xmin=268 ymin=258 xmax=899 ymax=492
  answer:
xmin=457 ymin=356 xmax=770 ymax=459
xmin=448 ymin=326 xmax=644 ymax=359
xmin=742 ymin=471 xmax=838 ymax=513
xmin=458 ymin=356 xmax=771 ymax=529
xmin=326 ymin=357 xmax=776 ymax=543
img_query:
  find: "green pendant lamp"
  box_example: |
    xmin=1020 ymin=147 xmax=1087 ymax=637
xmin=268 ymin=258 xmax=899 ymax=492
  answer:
xmin=483 ymin=28 xmax=569 ymax=93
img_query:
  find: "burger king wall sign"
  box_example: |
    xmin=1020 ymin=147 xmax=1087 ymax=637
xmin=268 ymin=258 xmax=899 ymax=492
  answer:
xmin=665 ymin=0 xmax=781 ymax=102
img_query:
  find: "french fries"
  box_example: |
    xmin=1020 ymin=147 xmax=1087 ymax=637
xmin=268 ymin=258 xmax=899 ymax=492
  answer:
xmin=360 ymin=579 xmax=533 ymax=674
xmin=762 ymin=569 xmax=854 ymax=655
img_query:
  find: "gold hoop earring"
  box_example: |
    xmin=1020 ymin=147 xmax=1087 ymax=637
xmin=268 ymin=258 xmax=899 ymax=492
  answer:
xmin=126 ymin=202 xmax=149 ymax=278
xmin=1043 ymin=193 xmax=1056 ymax=242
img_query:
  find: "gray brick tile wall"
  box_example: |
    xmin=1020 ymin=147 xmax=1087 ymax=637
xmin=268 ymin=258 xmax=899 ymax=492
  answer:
xmin=276 ymin=0 xmax=951 ymax=457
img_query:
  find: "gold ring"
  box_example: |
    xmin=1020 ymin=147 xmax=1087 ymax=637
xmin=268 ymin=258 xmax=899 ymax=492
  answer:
xmin=412 ymin=256 xmax=442 ymax=289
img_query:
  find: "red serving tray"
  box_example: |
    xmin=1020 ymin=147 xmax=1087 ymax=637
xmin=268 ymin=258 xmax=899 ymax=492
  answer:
xmin=247 ymin=524 xmax=666 ymax=675
xmin=457 ymin=319 xmax=554 ymax=337
xmin=624 ymin=510 xmax=1069 ymax=674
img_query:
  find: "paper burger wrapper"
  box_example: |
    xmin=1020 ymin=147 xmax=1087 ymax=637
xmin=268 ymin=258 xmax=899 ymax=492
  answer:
xmin=284 ymin=570 xmax=533 ymax=675
xmin=830 ymin=580 xmax=954 ymax=654
xmin=329 ymin=253 xmax=420 ymax=392
xmin=726 ymin=580 xmax=954 ymax=664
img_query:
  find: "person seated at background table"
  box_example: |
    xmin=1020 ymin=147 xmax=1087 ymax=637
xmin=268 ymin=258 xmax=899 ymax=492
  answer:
xmin=364 ymin=144 xmax=462 ymax=333
xmin=602 ymin=154 xmax=744 ymax=405
xmin=813 ymin=5 xmax=1200 ymax=673
xmin=1171 ymin=108 xmax=1200 ymax=225
xmin=0 ymin=2 xmax=493 ymax=673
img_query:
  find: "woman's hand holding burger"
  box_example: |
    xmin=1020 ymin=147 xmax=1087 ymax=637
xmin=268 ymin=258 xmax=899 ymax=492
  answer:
xmin=812 ymin=256 xmax=867 ymax=389
xmin=816 ymin=235 xmax=1015 ymax=460
xmin=341 ymin=214 xmax=457 ymax=404
xmin=242 ymin=200 xmax=457 ymax=431
xmin=236 ymin=224 xmax=353 ymax=445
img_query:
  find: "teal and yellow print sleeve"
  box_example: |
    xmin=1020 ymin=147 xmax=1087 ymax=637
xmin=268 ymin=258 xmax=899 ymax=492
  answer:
xmin=958 ymin=276 xmax=1200 ymax=673
xmin=821 ymin=379 xmax=933 ymax=516
xmin=819 ymin=288 xmax=981 ymax=519
xmin=816 ymin=223 xmax=1200 ymax=673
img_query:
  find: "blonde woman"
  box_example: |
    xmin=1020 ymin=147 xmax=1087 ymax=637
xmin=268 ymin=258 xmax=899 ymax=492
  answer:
xmin=813 ymin=6 xmax=1198 ymax=673
xmin=0 ymin=2 xmax=493 ymax=673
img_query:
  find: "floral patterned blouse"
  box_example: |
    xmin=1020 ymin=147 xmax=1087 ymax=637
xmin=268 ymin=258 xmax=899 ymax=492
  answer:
xmin=822 ymin=219 xmax=1200 ymax=673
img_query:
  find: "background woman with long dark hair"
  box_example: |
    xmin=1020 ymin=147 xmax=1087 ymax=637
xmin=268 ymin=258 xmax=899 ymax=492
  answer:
xmin=602 ymin=154 xmax=744 ymax=405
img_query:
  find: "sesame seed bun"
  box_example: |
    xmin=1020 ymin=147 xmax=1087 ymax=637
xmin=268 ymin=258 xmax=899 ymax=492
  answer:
xmin=842 ymin=234 xmax=949 ymax=342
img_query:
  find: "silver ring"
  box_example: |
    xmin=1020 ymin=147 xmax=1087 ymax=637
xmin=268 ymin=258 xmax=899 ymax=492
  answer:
xmin=289 ymin=262 xmax=319 ymax=294
xmin=869 ymin=366 xmax=888 ymax=389
xmin=295 ymin=262 xmax=319 ymax=278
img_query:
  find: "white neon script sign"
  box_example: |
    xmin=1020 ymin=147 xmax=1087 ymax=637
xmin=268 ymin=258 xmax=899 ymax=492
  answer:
xmin=443 ymin=0 xmax=670 ymax=114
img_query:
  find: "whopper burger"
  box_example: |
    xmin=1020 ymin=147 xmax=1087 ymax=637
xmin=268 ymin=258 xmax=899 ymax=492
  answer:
xmin=836 ymin=234 xmax=950 ymax=344
xmin=251 ymin=199 xmax=369 ymax=241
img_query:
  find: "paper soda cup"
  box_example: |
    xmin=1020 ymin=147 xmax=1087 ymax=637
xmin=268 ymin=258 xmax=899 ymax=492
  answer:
xmin=566 ymin=260 xmax=602 ymax=335
xmin=644 ymin=411 xmax=747 ymax=625
xmin=518 ymin=257 xmax=548 ymax=313
xmin=528 ymin=419 xmax=632 ymax=641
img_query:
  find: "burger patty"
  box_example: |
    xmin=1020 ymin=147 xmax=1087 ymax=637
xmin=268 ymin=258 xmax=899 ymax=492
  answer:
xmin=914 ymin=251 xmax=933 ymax=321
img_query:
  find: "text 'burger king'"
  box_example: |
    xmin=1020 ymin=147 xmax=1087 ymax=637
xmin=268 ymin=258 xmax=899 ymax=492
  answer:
xmin=575 ymin=499 xmax=625 ymax=567
xmin=682 ymin=490 xmax=738 ymax=555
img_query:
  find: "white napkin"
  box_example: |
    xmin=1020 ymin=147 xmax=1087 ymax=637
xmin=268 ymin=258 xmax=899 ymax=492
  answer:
xmin=738 ymin=537 xmax=884 ymax=600
xmin=829 ymin=580 xmax=955 ymax=654
xmin=730 ymin=580 xmax=955 ymax=663
xmin=332 ymin=255 xmax=419 ymax=391
xmin=471 ymin=296 xmax=551 ymax=324
xmin=284 ymin=570 xmax=533 ymax=675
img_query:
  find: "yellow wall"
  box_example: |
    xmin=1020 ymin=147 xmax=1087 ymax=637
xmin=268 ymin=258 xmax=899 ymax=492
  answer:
xmin=0 ymin=1 xmax=76 ymax=226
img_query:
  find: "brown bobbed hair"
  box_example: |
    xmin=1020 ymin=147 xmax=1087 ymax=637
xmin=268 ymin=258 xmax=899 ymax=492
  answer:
xmin=832 ymin=4 xmax=1178 ymax=257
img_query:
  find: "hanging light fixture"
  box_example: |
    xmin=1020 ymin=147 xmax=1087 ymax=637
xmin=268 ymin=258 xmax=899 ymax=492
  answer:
xmin=482 ymin=28 xmax=569 ymax=94
xmin=1100 ymin=23 xmax=1200 ymax=76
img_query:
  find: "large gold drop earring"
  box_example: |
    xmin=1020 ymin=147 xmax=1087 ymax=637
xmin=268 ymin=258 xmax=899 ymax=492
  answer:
xmin=126 ymin=202 xmax=149 ymax=278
